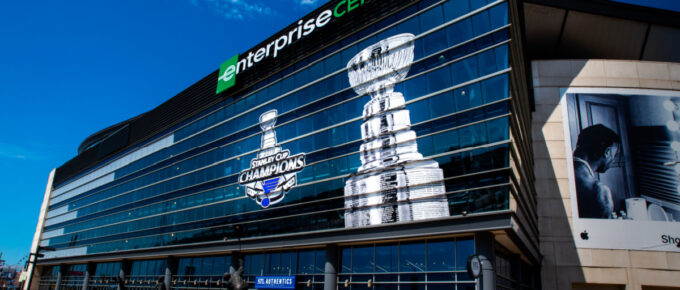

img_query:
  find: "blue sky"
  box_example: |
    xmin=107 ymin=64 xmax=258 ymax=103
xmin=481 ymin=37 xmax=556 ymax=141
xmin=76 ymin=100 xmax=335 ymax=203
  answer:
xmin=614 ymin=0 xmax=680 ymax=12
xmin=0 ymin=0 xmax=323 ymax=266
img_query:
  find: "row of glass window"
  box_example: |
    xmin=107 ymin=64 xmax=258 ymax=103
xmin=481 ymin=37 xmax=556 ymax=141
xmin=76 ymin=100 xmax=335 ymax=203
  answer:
xmin=44 ymin=236 xmax=476 ymax=281
xmin=53 ymin=28 xmax=510 ymax=231
xmin=45 ymin=6 xmax=507 ymax=256
xmin=172 ymin=1 xmax=508 ymax=142
xmin=76 ymin=181 xmax=503 ymax=254
xmin=51 ymin=173 xmax=508 ymax=251
xmin=103 ymin=0 xmax=508 ymax=192
xmin=340 ymin=238 xmax=473 ymax=274
xmin=48 ymin=111 xmax=510 ymax=246
xmin=53 ymin=23 xmax=509 ymax=213
xmin=49 ymin=97 xmax=509 ymax=234
xmin=51 ymin=0 xmax=505 ymax=200
xmin=47 ymin=62 xmax=509 ymax=233
xmin=55 ymin=40 xmax=509 ymax=221
xmin=59 ymin=147 xmax=509 ymax=242
xmin=94 ymin=262 xmax=121 ymax=277
xmin=239 ymin=0 xmax=500 ymax=101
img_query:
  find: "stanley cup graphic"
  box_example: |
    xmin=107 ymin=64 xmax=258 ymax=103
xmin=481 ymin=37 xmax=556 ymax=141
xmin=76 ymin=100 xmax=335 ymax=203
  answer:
xmin=344 ymin=33 xmax=450 ymax=228
xmin=240 ymin=109 xmax=305 ymax=208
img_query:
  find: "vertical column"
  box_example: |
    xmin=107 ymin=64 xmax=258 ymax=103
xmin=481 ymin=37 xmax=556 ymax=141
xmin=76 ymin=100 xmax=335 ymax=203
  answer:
xmin=510 ymin=254 xmax=521 ymax=290
xmin=24 ymin=169 xmax=56 ymax=290
xmin=26 ymin=264 xmax=43 ymax=290
xmin=230 ymin=252 xmax=242 ymax=274
xmin=165 ymin=257 xmax=178 ymax=290
xmin=54 ymin=264 xmax=65 ymax=290
xmin=475 ymin=232 xmax=496 ymax=290
xmin=118 ymin=260 xmax=131 ymax=290
xmin=323 ymin=245 xmax=338 ymax=290
xmin=82 ymin=262 xmax=95 ymax=290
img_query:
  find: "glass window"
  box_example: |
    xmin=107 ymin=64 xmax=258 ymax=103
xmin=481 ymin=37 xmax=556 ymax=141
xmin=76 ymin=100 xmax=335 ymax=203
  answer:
xmin=294 ymin=69 xmax=309 ymax=88
xmin=495 ymin=45 xmax=509 ymax=70
xmin=298 ymin=165 xmax=314 ymax=184
xmin=451 ymin=57 xmax=479 ymax=85
xmin=314 ymin=250 xmax=326 ymax=274
xmin=472 ymin=10 xmax=491 ymax=36
xmin=417 ymin=136 xmax=434 ymax=158
xmin=490 ymin=2 xmax=508 ymax=30
xmin=487 ymin=117 xmax=509 ymax=143
xmin=477 ymin=49 xmax=497 ymax=76
xmin=454 ymin=83 xmax=482 ymax=111
xmin=281 ymin=252 xmax=295 ymax=275
xmin=481 ymin=74 xmax=508 ymax=103
xmin=430 ymin=91 xmax=455 ymax=118
xmin=352 ymin=246 xmax=374 ymax=273
xmin=427 ymin=65 xmax=452 ymax=93
xmin=427 ymin=240 xmax=455 ymax=271
xmin=433 ymin=129 xmax=459 ymax=154
xmin=460 ymin=123 xmax=487 ymax=148
xmin=325 ymin=53 xmax=342 ymax=75
xmin=446 ymin=19 xmax=473 ymax=47
xmin=443 ymin=0 xmax=470 ymax=20
xmin=408 ymin=99 xmax=430 ymax=125
xmin=246 ymin=254 xmax=263 ymax=276
xmin=341 ymin=248 xmax=352 ymax=273
xmin=404 ymin=75 xmax=428 ymax=100
xmin=315 ymin=161 xmax=330 ymax=180
xmin=423 ymin=31 xmax=447 ymax=58
xmin=469 ymin=0 xmax=488 ymax=11
xmin=400 ymin=242 xmax=426 ymax=272
xmin=455 ymin=237 xmax=475 ymax=270
xmin=298 ymin=250 xmax=315 ymax=274
xmin=419 ymin=5 xmax=443 ymax=32
xmin=375 ymin=244 xmax=398 ymax=273
xmin=397 ymin=16 xmax=420 ymax=35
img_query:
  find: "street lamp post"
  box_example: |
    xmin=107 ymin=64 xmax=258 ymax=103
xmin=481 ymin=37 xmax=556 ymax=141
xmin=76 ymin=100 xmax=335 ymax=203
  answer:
xmin=24 ymin=246 xmax=55 ymax=290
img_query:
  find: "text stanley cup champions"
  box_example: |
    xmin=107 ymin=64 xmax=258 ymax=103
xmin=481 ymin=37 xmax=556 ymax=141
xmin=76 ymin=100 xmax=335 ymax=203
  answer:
xmin=239 ymin=110 xmax=306 ymax=208
xmin=344 ymin=33 xmax=449 ymax=228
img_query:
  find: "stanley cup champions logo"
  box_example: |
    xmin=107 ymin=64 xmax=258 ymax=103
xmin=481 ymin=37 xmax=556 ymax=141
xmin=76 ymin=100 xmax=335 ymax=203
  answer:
xmin=239 ymin=110 xmax=306 ymax=208
xmin=344 ymin=33 xmax=450 ymax=228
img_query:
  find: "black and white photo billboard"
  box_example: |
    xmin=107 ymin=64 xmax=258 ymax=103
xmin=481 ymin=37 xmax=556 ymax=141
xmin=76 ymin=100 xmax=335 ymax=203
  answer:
xmin=562 ymin=88 xmax=680 ymax=251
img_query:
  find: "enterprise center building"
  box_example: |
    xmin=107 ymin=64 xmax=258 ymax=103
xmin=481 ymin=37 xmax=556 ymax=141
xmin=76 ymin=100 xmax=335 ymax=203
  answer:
xmin=27 ymin=0 xmax=680 ymax=289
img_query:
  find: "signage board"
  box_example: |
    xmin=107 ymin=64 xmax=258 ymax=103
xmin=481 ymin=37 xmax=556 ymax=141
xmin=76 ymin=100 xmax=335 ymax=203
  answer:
xmin=255 ymin=276 xmax=296 ymax=289
xmin=239 ymin=110 xmax=306 ymax=208
xmin=216 ymin=0 xmax=367 ymax=94
xmin=561 ymin=87 xmax=680 ymax=252
xmin=217 ymin=54 xmax=239 ymax=94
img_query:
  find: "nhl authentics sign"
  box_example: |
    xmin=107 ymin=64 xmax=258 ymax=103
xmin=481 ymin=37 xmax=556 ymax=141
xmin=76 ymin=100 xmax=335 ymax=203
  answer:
xmin=239 ymin=110 xmax=306 ymax=208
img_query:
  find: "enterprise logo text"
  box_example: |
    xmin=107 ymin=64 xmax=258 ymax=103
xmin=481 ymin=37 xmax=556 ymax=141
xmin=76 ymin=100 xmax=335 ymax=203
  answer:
xmin=216 ymin=0 xmax=365 ymax=94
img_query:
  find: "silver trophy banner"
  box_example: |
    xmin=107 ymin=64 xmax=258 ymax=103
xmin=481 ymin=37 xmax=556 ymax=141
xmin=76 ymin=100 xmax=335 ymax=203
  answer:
xmin=344 ymin=33 xmax=450 ymax=228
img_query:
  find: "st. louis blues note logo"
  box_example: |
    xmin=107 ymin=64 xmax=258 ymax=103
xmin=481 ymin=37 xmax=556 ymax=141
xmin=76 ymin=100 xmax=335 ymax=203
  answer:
xmin=238 ymin=110 xmax=306 ymax=208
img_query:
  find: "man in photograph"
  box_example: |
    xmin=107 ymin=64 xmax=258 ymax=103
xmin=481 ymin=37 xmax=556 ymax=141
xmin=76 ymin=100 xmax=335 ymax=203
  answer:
xmin=572 ymin=124 xmax=621 ymax=218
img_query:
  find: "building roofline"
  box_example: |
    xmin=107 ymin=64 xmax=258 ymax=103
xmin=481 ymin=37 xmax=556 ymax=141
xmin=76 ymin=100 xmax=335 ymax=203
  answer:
xmin=523 ymin=0 xmax=680 ymax=28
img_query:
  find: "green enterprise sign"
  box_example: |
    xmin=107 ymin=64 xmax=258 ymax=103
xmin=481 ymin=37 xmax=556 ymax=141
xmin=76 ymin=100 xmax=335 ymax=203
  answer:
xmin=216 ymin=54 xmax=239 ymax=94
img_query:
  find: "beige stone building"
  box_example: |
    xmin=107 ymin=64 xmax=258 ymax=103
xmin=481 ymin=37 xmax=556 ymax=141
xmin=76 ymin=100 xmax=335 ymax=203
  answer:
xmin=524 ymin=0 xmax=680 ymax=288
xmin=532 ymin=60 xmax=680 ymax=290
